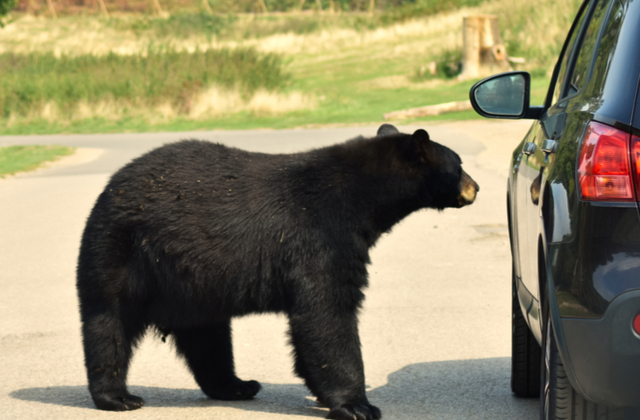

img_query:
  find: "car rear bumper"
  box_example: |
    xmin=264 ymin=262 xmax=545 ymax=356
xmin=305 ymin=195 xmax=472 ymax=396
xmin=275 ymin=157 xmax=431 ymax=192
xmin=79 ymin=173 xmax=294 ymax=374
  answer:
xmin=561 ymin=289 xmax=640 ymax=407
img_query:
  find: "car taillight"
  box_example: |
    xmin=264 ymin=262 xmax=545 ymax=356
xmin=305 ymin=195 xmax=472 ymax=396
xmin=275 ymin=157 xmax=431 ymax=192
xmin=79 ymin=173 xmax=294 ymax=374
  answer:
xmin=633 ymin=313 xmax=640 ymax=337
xmin=578 ymin=121 xmax=635 ymax=201
xmin=632 ymin=134 xmax=640 ymax=198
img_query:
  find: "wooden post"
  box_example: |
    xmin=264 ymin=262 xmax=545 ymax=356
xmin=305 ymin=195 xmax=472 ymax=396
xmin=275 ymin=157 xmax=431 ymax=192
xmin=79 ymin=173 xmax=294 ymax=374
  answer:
xmin=383 ymin=101 xmax=473 ymax=120
xmin=459 ymin=15 xmax=511 ymax=79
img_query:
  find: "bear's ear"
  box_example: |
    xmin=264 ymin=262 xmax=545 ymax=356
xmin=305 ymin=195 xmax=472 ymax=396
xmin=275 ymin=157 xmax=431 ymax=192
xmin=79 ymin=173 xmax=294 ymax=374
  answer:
xmin=411 ymin=129 xmax=431 ymax=161
xmin=377 ymin=124 xmax=399 ymax=137
xmin=412 ymin=129 xmax=430 ymax=142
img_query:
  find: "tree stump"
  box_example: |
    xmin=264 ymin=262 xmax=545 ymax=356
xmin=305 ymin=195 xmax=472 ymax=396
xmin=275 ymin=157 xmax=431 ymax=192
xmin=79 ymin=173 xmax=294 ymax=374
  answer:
xmin=459 ymin=15 xmax=511 ymax=80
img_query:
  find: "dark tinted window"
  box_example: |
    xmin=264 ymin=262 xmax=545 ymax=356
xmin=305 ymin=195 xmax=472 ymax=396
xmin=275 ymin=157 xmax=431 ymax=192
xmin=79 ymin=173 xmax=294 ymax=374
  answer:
xmin=551 ymin=2 xmax=591 ymax=104
xmin=589 ymin=0 xmax=624 ymax=94
xmin=568 ymin=0 xmax=611 ymax=95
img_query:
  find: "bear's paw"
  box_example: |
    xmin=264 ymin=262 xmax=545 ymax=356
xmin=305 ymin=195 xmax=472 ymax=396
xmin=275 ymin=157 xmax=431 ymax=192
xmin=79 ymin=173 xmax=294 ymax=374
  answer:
xmin=92 ymin=392 xmax=144 ymax=411
xmin=327 ymin=402 xmax=381 ymax=420
xmin=203 ymin=378 xmax=261 ymax=401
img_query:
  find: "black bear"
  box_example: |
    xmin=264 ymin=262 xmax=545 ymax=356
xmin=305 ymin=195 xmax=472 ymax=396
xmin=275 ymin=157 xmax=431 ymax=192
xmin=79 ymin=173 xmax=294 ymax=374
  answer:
xmin=76 ymin=124 xmax=478 ymax=420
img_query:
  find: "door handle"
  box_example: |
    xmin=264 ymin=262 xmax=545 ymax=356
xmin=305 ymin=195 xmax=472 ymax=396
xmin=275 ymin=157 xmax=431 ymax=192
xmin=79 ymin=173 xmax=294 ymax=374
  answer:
xmin=541 ymin=140 xmax=558 ymax=154
xmin=513 ymin=154 xmax=522 ymax=174
xmin=541 ymin=139 xmax=557 ymax=163
xmin=523 ymin=142 xmax=536 ymax=155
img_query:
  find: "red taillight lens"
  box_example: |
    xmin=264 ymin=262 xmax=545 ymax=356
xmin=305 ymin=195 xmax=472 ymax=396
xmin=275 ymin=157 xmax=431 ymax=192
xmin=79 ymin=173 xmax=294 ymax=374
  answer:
xmin=578 ymin=121 xmax=634 ymax=201
xmin=632 ymin=135 xmax=640 ymax=198
xmin=633 ymin=313 xmax=640 ymax=336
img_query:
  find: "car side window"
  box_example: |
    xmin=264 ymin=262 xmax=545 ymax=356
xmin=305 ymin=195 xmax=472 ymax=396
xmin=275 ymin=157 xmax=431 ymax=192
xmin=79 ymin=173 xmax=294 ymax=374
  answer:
xmin=589 ymin=0 xmax=624 ymax=94
xmin=568 ymin=0 xmax=611 ymax=96
xmin=550 ymin=2 xmax=592 ymax=105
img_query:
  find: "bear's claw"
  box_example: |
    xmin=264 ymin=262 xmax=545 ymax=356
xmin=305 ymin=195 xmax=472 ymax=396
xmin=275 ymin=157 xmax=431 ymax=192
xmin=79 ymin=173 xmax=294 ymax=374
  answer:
xmin=327 ymin=402 xmax=382 ymax=420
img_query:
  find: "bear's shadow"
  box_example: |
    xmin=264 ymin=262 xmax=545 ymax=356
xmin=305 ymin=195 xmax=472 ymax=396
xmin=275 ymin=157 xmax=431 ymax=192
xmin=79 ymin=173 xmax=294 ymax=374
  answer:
xmin=10 ymin=358 xmax=538 ymax=419
xmin=10 ymin=383 xmax=326 ymax=417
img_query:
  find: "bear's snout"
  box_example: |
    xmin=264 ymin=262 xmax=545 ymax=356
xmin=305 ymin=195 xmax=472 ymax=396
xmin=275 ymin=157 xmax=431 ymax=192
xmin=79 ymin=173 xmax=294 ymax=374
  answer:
xmin=458 ymin=170 xmax=479 ymax=206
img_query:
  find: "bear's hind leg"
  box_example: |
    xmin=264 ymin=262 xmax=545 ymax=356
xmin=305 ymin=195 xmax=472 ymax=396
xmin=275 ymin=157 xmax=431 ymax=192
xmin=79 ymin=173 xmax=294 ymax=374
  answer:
xmin=173 ymin=321 xmax=261 ymax=400
xmin=81 ymin=304 xmax=146 ymax=411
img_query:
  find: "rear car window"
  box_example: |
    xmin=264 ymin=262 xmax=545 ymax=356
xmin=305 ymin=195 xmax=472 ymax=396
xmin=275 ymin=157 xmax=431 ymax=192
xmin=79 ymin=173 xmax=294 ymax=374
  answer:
xmin=551 ymin=2 xmax=591 ymax=105
xmin=588 ymin=0 xmax=624 ymax=96
xmin=568 ymin=0 xmax=611 ymax=95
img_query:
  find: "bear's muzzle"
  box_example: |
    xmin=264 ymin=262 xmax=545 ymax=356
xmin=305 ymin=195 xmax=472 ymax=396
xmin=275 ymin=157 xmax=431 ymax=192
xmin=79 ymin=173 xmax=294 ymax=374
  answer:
xmin=458 ymin=170 xmax=479 ymax=206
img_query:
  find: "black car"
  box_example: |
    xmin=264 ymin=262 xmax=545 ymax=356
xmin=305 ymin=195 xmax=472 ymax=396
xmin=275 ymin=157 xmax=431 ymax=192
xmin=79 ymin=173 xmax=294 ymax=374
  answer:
xmin=469 ymin=0 xmax=640 ymax=418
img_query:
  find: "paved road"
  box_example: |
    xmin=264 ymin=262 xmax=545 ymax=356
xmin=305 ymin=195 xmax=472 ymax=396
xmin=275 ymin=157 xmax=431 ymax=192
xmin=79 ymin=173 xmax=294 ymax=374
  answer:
xmin=0 ymin=121 xmax=538 ymax=420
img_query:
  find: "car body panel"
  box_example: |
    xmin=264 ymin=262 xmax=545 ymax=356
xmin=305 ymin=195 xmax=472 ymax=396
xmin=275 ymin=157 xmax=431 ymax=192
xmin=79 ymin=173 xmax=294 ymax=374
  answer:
xmin=561 ymin=289 xmax=640 ymax=406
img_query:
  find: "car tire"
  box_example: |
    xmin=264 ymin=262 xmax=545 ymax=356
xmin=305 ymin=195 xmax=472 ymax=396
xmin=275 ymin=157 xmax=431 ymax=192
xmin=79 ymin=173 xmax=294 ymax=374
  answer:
xmin=540 ymin=310 xmax=634 ymax=420
xmin=511 ymin=273 xmax=541 ymax=398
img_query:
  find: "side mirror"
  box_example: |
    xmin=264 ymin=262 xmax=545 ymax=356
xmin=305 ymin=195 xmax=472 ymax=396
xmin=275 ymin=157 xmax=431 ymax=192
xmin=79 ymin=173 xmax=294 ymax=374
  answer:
xmin=469 ymin=71 xmax=543 ymax=120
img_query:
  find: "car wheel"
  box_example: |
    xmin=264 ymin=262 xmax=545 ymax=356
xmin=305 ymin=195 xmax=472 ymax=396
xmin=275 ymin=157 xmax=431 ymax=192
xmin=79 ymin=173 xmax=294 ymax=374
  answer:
xmin=511 ymin=272 xmax=541 ymax=398
xmin=540 ymin=310 xmax=633 ymax=420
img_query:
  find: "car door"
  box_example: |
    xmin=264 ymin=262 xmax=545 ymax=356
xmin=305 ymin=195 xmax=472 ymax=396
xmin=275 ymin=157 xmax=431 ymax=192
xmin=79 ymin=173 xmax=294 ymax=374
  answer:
xmin=513 ymin=0 xmax=605 ymax=340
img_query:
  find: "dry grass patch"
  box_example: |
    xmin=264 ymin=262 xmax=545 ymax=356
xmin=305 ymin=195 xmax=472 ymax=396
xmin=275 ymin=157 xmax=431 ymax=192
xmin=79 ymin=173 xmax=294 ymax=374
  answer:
xmin=5 ymin=88 xmax=316 ymax=127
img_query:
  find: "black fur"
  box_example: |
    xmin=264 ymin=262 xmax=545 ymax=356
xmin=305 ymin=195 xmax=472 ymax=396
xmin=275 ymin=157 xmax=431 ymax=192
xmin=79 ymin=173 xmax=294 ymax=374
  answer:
xmin=76 ymin=125 xmax=478 ymax=420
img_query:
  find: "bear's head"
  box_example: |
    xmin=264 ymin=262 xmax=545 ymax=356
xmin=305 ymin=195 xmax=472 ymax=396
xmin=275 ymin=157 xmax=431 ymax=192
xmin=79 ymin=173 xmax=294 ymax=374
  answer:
xmin=377 ymin=124 xmax=479 ymax=210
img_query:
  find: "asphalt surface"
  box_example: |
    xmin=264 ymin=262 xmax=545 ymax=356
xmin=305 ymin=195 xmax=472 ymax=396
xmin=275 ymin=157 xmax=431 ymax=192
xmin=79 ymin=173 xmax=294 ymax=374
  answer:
xmin=0 ymin=121 xmax=538 ymax=420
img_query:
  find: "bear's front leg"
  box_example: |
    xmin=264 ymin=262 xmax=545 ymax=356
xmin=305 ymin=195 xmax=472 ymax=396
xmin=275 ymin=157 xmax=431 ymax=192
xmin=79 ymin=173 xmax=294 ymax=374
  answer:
xmin=288 ymin=309 xmax=381 ymax=420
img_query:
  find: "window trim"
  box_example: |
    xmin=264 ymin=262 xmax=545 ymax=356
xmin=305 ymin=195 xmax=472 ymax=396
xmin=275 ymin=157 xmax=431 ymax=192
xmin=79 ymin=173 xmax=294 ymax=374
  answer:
xmin=567 ymin=0 xmax=619 ymax=100
xmin=544 ymin=0 xmax=596 ymax=109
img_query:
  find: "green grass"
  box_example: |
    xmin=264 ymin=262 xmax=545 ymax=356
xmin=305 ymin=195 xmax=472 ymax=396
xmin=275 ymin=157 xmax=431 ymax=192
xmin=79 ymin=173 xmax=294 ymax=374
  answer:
xmin=0 ymin=48 xmax=290 ymax=118
xmin=0 ymin=145 xmax=75 ymax=177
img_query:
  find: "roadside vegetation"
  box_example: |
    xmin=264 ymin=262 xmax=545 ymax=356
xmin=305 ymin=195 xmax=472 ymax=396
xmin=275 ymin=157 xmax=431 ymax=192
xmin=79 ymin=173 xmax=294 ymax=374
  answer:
xmin=1 ymin=48 xmax=291 ymax=119
xmin=0 ymin=0 xmax=582 ymax=135
xmin=0 ymin=145 xmax=74 ymax=177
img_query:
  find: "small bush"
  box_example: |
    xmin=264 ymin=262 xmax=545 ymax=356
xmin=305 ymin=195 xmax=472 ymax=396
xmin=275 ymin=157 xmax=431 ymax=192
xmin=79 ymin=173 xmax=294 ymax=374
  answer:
xmin=414 ymin=49 xmax=462 ymax=81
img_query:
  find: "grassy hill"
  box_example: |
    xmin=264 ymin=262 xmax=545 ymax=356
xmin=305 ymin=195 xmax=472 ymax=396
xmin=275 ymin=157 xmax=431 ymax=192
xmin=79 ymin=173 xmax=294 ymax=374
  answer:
xmin=0 ymin=0 xmax=581 ymax=134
